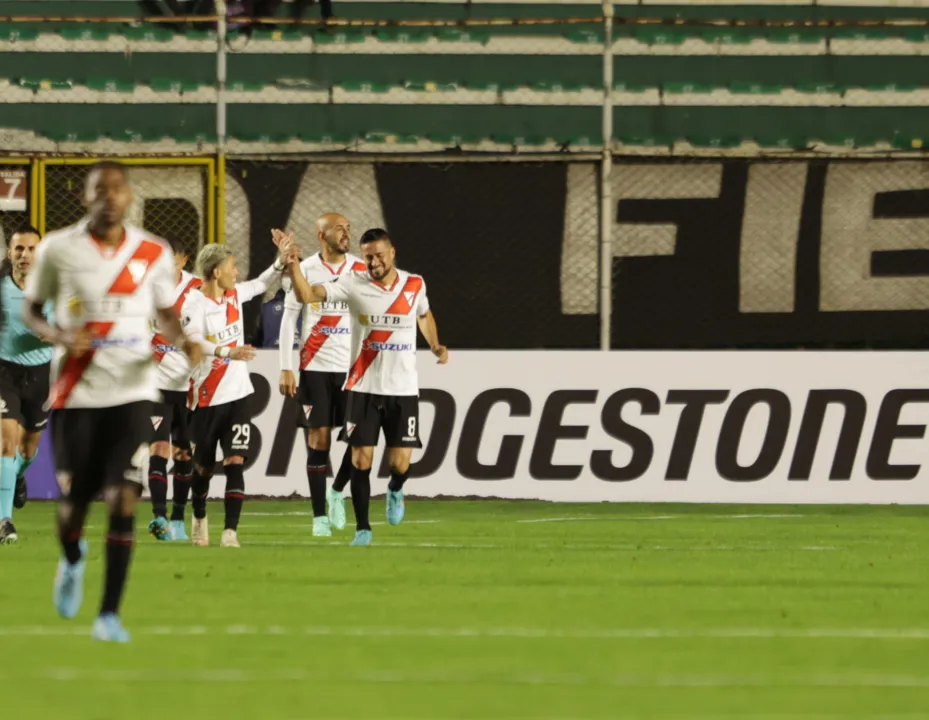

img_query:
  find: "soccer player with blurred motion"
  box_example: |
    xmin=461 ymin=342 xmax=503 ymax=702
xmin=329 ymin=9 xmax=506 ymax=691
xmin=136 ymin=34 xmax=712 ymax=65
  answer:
xmin=276 ymin=215 xmax=364 ymax=537
xmin=287 ymin=228 xmax=448 ymax=546
xmin=182 ymin=240 xmax=294 ymax=548
xmin=0 ymin=226 xmax=53 ymax=544
xmin=148 ymin=235 xmax=202 ymax=542
xmin=23 ymin=161 xmax=202 ymax=642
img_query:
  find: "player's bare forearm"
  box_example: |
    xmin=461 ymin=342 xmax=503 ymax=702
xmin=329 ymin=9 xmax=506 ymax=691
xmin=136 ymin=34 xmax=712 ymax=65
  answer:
xmin=156 ymin=307 xmax=186 ymax=346
xmin=418 ymin=310 xmax=449 ymax=364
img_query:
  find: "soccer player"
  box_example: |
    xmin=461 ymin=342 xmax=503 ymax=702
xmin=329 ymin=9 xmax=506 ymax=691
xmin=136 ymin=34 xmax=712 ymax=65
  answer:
xmin=276 ymin=215 xmax=363 ymax=537
xmin=182 ymin=240 xmax=294 ymax=548
xmin=148 ymin=234 xmax=202 ymax=542
xmin=287 ymin=228 xmax=448 ymax=546
xmin=23 ymin=161 xmax=202 ymax=642
xmin=0 ymin=225 xmax=53 ymax=544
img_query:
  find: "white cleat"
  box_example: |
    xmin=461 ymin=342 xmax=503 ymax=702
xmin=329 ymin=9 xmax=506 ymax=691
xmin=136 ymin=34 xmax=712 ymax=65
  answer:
xmin=221 ymin=529 xmax=240 ymax=548
xmin=191 ymin=517 xmax=209 ymax=547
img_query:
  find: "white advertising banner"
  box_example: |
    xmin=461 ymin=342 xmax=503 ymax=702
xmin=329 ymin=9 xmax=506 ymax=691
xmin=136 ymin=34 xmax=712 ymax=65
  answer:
xmin=219 ymin=350 xmax=929 ymax=504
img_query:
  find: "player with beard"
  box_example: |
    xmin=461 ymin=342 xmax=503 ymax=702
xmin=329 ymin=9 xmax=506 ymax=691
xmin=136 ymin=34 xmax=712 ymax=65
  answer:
xmin=276 ymin=214 xmax=364 ymax=537
xmin=182 ymin=240 xmax=295 ymax=548
xmin=0 ymin=226 xmax=53 ymax=544
xmin=147 ymin=234 xmax=202 ymax=542
xmin=23 ymin=161 xmax=202 ymax=641
xmin=287 ymin=228 xmax=448 ymax=546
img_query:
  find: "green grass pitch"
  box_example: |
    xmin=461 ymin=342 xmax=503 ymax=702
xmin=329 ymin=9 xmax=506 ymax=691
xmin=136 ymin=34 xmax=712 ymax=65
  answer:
xmin=1 ymin=500 xmax=928 ymax=719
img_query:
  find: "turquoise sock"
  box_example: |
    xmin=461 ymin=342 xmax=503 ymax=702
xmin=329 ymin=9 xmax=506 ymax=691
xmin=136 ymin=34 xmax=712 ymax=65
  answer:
xmin=0 ymin=456 xmax=16 ymax=520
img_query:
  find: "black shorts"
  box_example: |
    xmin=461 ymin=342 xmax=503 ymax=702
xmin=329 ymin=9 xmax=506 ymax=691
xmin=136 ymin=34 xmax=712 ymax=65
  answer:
xmin=51 ymin=401 xmax=152 ymax=504
xmin=190 ymin=397 xmax=252 ymax=468
xmin=0 ymin=360 xmax=50 ymax=432
xmin=343 ymin=392 xmax=421 ymax=449
xmin=297 ymin=371 xmax=346 ymax=429
xmin=151 ymin=390 xmax=192 ymax=450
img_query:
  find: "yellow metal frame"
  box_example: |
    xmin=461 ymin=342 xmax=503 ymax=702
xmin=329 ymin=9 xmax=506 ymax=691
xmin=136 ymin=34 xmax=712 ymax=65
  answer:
xmin=38 ymin=156 xmax=217 ymax=243
xmin=0 ymin=157 xmax=40 ymax=229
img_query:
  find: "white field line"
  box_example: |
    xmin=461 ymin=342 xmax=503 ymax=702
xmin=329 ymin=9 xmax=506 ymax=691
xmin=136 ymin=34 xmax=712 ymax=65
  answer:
xmin=2 ymin=625 xmax=928 ymax=640
xmin=245 ymin=520 xmax=441 ymax=528
xmin=6 ymin=667 xmax=929 ymax=689
xmin=517 ymin=514 xmax=803 ymax=524
xmin=241 ymin=539 xmax=836 ymax=551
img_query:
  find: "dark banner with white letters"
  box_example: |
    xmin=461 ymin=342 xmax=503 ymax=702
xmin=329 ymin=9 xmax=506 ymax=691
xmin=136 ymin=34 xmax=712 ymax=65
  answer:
xmin=228 ymin=158 xmax=929 ymax=350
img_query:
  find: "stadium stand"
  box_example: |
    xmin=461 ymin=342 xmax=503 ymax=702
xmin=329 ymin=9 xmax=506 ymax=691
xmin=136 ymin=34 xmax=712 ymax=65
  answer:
xmin=2 ymin=1 xmax=929 ymax=151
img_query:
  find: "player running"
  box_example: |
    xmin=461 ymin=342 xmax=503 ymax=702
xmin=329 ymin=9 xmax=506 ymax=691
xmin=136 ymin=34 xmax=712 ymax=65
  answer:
xmin=287 ymin=228 xmax=448 ymax=546
xmin=148 ymin=235 xmax=202 ymax=542
xmin=0 ymin=225 xmax=53 ymax=544
xmin=276 ymin=214 xmax=363 ymax=537
xmin=23 ymin=161 xmax=202 ymax=642
xmin=182 ymin=240 xmax=294 ymax=548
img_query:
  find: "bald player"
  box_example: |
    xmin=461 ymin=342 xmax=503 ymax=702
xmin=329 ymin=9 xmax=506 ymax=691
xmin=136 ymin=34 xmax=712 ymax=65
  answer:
xmin=277 ymin=214 xmax=363 ymax=536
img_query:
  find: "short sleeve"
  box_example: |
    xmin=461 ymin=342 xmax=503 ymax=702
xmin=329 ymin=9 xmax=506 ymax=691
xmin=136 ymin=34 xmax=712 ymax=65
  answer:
xmin=151 ymin=242 xmax=177 ymax=310
xmin=180 ymin=296 xmax=203 ymax=338
xmin=416 ymin=278 xmax=430 ymax=316
xmin=24 ymin=238 xmax=58 ymax=304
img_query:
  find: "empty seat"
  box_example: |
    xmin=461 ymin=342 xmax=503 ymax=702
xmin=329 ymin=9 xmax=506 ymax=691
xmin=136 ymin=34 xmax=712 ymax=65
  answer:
xmin=404 ymin=81 xmax=459 ymax=92
xmin=59 ymin=26 xmax=111 ymax=42
xmin=313 ymin=30 xmax=367 ymax=45
xmin=149 ymin=78 xmax=201 ymax=93
xmin=0 ymin=24 xmax=40 ymax=41
xmin=435 ymin=29 xmax=491 ymax=44
xmin=337 ymin=80 xmax=391 ymax=93
xmin=122 ymin=26 xmax=175 ymax=43
xmin=663 ymin=82 xmax=714 ymax=94
xmin=17 ymin=78 xmax=73 ymax=91
xmin=376 ymin=28 xmax=431 ymax=44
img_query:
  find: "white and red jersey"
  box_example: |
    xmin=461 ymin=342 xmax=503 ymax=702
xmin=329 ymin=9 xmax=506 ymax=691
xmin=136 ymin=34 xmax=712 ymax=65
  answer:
xmin=323 ymin=268 xmax=429 ymax=397
xmin=24 ymin=220 xmax=176 ymax=409
xmin=284 ymin=252 xmax=366 ymax=373
xmin=153 ymin=269 xmax=202 ymax=392
xmin=182 ymin=267 xmax=277 ymax=408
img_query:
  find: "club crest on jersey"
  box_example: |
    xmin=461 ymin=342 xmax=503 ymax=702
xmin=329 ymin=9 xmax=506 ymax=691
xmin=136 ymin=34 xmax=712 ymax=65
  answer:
xmin=404 ymin=291 xmax=415 ymax=306
xmin=151 ymin=416 xmax=164 ymax=431
xmin=128 ymin=259 xmax=149 ymax=285
xmin=67 ymin=296 xmax=82 ymax=317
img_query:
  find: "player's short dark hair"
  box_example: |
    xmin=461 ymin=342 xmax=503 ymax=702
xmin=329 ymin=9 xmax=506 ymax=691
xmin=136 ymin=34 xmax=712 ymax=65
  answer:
xmin=165 ymin=233 xmax=190 ymax=256
xmin=360 ymin=228 xmax=391 ymax=246
xmin=7 ymin=223 xmax=40 ymax=246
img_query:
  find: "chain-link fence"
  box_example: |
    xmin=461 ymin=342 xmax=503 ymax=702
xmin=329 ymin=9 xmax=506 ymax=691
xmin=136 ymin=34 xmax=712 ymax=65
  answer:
xmin=42 ymin=161 xmax=210 ymax=265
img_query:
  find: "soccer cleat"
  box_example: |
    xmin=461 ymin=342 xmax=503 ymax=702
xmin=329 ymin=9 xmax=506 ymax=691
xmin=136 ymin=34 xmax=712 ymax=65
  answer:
xmin=350 ymin=529 xmax=372 ymax=547
xmin=0 ymin=518 xmax=18 ymax=545
xmin=148 ymin=516 xmax=170 ymax=541
xmin=191 ymin=517 xmax=209 ymax=546
xmin=327 ymin=487 xmax=346 ymax=530
xmin=312 ymin=516 xmax=332 ymax=537
xmin=220 ymin=529 xmax=240 ymax=548
xmin=13 ymin=474 xmax=27 ymax=509
xmin=386 ymin=489 xmax=406 ymax=526
xmin=53 ymin=538 xmax=88 ymax=619
xmin=91 ymin=614 xmax=130 ymax=643
xmin=169 ymin=520 xmax=189 ymax=541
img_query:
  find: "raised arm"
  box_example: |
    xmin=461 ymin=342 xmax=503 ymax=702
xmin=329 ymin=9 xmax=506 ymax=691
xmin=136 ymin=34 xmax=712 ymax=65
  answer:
xmin=417 ymin=309 xmax=448 ymax=364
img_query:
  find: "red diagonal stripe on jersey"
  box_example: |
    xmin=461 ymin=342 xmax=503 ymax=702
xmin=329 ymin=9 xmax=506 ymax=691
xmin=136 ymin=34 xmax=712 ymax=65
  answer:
xmin=345 ymin=330 xmax=392 ymax=391
xmin=198 ymin=357 xmax=232 ymax=407
xmin=108 ymin=239 xmax=164 ymax=296
xmin=385 ymin=275 xmax=423 ymax=315
xmin=174 ymin=277 xmax=203 ymax=314
xmin=52 ymin=321 xmax=114 ymax=409
xmin=300 ymin=315 xmax=341 ymax=370
xmin=152 ymin=332 xmax=171 ymax=364
xmin=225 ymin=290 xmax=240 ymax=324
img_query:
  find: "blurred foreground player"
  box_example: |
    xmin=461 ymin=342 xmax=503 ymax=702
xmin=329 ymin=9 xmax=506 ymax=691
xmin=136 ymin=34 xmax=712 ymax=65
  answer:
xmin=182 ymin=239 xmax=294 ymax=548
xmin=288 ymin=228 xmax=448 ymax=546
xmin=23 ymin=162 xmax=202 ymax=642
xmin=276 ymin=215 xmax=363 ymax=537
xmin=148 ymin=235 xmax=202 ymax=542
xmin=0 ymin=226 xmax=53 ymax=544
